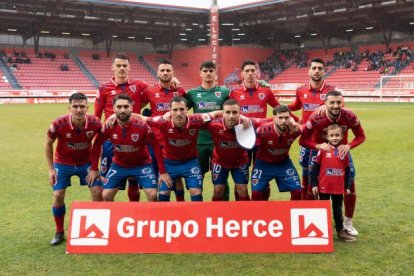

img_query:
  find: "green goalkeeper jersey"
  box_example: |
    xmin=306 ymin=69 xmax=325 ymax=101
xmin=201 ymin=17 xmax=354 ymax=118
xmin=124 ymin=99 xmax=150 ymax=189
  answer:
xmin=186 ymin=85 xmax=230 ymax=144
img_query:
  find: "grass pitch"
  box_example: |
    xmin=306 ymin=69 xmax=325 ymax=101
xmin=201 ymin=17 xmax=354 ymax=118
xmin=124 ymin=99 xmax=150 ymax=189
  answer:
xmin=0 ymin=102 xmax=413 ymax=275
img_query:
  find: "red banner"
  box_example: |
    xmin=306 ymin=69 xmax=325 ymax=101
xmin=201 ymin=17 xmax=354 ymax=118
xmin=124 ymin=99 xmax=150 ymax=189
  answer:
xmin=67 ymin=201 xmax=333 ymax=254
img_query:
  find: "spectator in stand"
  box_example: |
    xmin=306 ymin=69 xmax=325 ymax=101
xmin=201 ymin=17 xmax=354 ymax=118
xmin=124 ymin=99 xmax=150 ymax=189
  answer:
xmin=92 ymin=53 xmax=100 ymax=60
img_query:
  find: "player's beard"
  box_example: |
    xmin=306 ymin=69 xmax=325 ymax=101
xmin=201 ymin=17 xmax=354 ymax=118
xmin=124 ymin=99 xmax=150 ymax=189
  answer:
xmin=116 ymin=112 xmax=131 ymax=122
xmin=276 ymin=123 xmax=288 ymax=132
xmin=327 ymin=108 xmax=340 ymax=119
xmin=310 ymin=75 xmax=322 ymax=82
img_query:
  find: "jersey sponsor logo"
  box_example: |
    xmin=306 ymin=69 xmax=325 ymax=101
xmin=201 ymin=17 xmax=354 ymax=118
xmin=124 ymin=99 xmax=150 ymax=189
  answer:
xmin=189 ymin=129 xmax=196 ymax=136
xmin=320 ymin=94 xmax=326 ymax=100
xmin=215 ymin=92 xmax=221 ymax=98
xmin=258 ymin=93 xmax=265 ymax=100
xmin=268 ymin=148 xmax=289 ymax=155
xmin=86 ymin=131 xmax=94 ymax=138
xmin=156 ymin=103 xmax=170 ymax=111
xmin=197 ymin=101 xmax=220 ymax=110
xmin=290 ymin=208 xmax=329 ymax=245
xmin=69 ymin=209 xmax=110 ymax=246
xmin=66 ymin=133 xmax=72 ymax=138
xmin=241 ymin=105 xmax=264 ymax=113
xmin=219 ymin=141 xmax=239 ymax=149
xmin=131 ymin=134 xmax=139 ymax=142
xmin=168 ymin=139 xmax=191 ymax=147
xmin=114 ymin=144 xmax=139 ymax=152
xmin=303 ymin=103 xmax=320 ymax=111
xmin=130 ymin=85 xmax=136 ymax=93
xmin=67 ymin=142 xmax=89 ymax=150
xmin=325 ymin=168 xmax=344 ymax=176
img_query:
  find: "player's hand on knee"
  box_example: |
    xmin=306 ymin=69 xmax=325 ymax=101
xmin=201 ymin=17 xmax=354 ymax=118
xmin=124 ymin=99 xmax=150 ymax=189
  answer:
xmin=49 ymin=169 xmax=57 ymax=186
xmin=312 ymin=187 xmax=318 ymax=196
xmin=86 ymin=170 xmax=99 ymax=186
xmin=159 ymin=173 xmax=173 ymax=188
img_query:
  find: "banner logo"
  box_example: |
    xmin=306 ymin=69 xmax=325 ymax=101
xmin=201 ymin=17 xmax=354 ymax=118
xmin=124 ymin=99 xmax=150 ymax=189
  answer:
xmin=290 ymin=208 xmax=329 ymax=245
xmin=69 ymin=209 xmax=111 ymax=246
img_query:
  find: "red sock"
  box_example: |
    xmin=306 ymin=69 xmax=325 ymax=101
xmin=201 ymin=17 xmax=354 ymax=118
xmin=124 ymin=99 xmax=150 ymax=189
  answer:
xmin=252 ymin=191 xmax=266 ymax=201
xmin=264 ymin=185 xmax=271 ymax=200
xmin=301 ymin=175 xmax=309 ymax=200
xmin=290 ymin=190 xmax=301 ymax=200
xmin=212 ymin=196 xmax=223 ymax=201
xmin=52 ymin=205 xmax=65 ymax=233
xmin=306 ymin=184 xmax=316 ymax=200
xmin=237 ymin=195 xmax=250 ymax=201
xmin=345 ymin=181 xmax=356 ymax=217
xmin=127 ymin=183 xmax=140 ymax=202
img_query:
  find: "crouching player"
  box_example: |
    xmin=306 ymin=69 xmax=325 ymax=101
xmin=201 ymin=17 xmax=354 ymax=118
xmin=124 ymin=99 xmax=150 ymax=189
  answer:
xmin=45 ymin=93 xmax=103 ymax=245
xmin=251 ymin=105 xmax=302 ymax=200
xmin=310 ymin=124 xmax=356 ymax=242
xmin=88 ymin=93 xmax=171 ymax=202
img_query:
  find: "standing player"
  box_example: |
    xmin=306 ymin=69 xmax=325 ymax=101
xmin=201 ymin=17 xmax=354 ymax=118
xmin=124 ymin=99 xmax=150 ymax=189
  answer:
xmin=94 ymin=52 xmax=148 ymax=202
xmin=186 ymin=61 xmax=231 ymax=200
xmin=142 ymin=59 xmax=187 ymax=201
xmin=288 ymin=58 xmax=335 ymax=200
xmin=251 ymin=105 xmax=302 ymax=200
xmin=142 ymin=96 xmax=215 ymax=202
xmin=310 ymin=124 xmax=356 ymax=242
xmin=206 ymin=99 xmax=269 ymax=201
xmin=88 ymin=94 xmax=171 ymax=201
xmin=45 ymin=93 xmax=102 ymax=245
xmin=300 ymin=90 xmax=366 ymax=236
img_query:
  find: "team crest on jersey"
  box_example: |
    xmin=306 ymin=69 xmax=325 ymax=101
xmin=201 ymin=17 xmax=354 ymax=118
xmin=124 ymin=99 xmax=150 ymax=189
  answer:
xmin=86 ymin=131 xmax=94 ymax=138
xmin=112 ymin=134 xmax=118 ymax=139
xmin=320 ymin=94 xmax=326 ymax=100
xmin=287 ymin=139 xmax=294 ymax=145
xmin=215 ymin=92 xmax=221 ymax=98
xmin=173 ymin=92 xmax=179 ymax=96
xmin=189 ymin=129 xmax=196 ymax=136
xmin=130 ymin=85 xmax=136 ymax=93
xmin=131 ymin=134 xmax=139 ymax=142
xmin=66 ymin=133 xmax=71 ymax=138
xmin=258 ymin=93 xmax=265 ymax=100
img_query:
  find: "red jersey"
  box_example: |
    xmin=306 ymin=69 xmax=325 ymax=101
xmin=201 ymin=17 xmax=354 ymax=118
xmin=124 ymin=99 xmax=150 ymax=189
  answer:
xmin=229 ymin=83 xmax=279 ymax=118
xmin=255 ymin=122 xmax=302 ymax=164
xmin=315 ymin=147 xmax=350 ymax=194
xmin=47 ymin=114 xmax=102 ymax=166
xmin=94 ymin=78 xmax=148 ymax=120
xmin=300 ymin=108 xmax=366 ymax=150
xmin=147 ymin=114 xmax=210 ymax=161
xmin=142 ymin=83 xmax=186 ymax=141
xmin=206 ymin=118 xmax=267 ymax=168
xmin=91 ymin=117 xmax=165 ymax=173
xmin=288 ymin=81 xmax=335 ymax=123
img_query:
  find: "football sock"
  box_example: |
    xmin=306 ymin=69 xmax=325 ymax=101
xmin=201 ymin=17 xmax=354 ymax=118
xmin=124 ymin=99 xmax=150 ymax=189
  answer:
xmin=158 ymin=193 xmax=171 ymax=202
xmin=127 ymin=179 xmax=140 ymax=202
xmin=290 ymin=189 xmax=302 ymax=200
xmin=252 ymin=191 xmax=265 ymax=201
xmin=344 ymin=193 xmax=356 ymax=218
xmin=301 ymin=175 xmax=309 ymax=200
xmin=52 ymin=204 xmax=66 ymax=233
xmin=223 ymin=181 xmax=230 ymax=201
xmin=174 ymin=190 xmax=185 ymax=202
xmin=212 ymin=195 xmax=223 ymax=201
xmin=190 ymin=194 xmax=203 ymax=202
xmin=264 ymin=185 xmax=271 ymax=200
xmin=237 ymin=194 xmax=250 ymax=201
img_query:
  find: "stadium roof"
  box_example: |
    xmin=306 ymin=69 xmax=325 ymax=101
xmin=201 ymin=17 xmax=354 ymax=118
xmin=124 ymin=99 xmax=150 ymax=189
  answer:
xmin=1 ymin=0 xmax=413 ymax=50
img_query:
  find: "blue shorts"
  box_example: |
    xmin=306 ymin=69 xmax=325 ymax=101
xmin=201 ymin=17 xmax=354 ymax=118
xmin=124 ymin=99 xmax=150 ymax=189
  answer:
xmin=211 ymin=162 xmax=249 ymax=185
xmin=251 ymin=158 xmax=301 ymax=192
xmin=53 ymin=163 xmax=101 ymax=191
xmin=102 ymin=163 xmax=157 ymax=190
xmin=299 ymin=146 xmax=311 ymax=171
xmin=159 ymin=158 xmax=202 ymax=192
xmin=308 ymin=150 xmax=356 ymax=178
xmin=100 ymin=140 xmax=114 ymax=177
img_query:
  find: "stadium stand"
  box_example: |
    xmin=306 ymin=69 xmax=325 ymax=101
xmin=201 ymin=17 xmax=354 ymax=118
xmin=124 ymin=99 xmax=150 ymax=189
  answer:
xmin=3 ymin=48 xmax=95 ymax=90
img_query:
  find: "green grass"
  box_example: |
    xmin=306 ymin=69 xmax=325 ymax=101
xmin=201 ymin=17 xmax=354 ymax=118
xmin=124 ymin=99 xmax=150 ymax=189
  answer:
xmin=0 ymin=103 xmax=413 ymax=275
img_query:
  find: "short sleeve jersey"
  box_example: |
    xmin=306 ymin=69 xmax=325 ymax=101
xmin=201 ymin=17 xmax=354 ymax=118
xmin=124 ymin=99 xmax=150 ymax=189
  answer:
xmin=47 ymin=114 xmax=102 ymax=165
xmin=315 ymin=147 xmax=350 ymax=194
